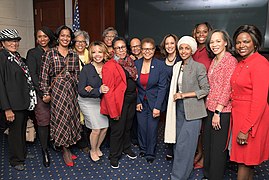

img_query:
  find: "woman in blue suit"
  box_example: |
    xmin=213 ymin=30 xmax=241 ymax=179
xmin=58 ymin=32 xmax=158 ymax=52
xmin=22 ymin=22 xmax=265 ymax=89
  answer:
xmin=135 ymin=38 xmax=167 ymax=163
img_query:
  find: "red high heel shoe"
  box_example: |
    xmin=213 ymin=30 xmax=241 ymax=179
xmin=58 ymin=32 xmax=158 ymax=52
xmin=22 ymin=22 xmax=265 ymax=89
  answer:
xmin=63 ymin=155 xmax=74 ymax=167
xmin=65 ymin=161 xmax=74 ymax=167
xmin=71 ymin=154 xmax=77 ymax=160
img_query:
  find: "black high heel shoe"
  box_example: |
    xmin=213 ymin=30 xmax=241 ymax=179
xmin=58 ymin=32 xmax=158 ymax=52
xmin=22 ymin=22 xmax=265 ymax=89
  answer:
xmin=42 ymin=149 xmax=50 ymax=167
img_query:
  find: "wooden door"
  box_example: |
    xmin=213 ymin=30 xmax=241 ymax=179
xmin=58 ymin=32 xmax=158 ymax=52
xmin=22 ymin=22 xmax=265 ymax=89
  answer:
xmin=78 ymin=0 xmax=115 ymax=41
xmin=34 ymin=0 xmax=65 ymax=33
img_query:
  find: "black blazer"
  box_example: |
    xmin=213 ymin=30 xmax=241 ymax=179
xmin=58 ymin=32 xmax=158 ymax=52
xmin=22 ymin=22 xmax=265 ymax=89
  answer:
xmin=26 ymin=46 xmax=44 ymax=97
xmin=78 ymin=63 xmax=102 ymax=98
xmin=0 ymin=49 xmax=30 ymax=110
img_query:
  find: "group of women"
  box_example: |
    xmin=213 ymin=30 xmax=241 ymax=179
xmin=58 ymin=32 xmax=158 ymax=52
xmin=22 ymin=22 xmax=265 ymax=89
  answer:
xmin=0 ymin=23 xmax=268 ymax=180
xmin=164 ymin=24 xmax=269 ymax=180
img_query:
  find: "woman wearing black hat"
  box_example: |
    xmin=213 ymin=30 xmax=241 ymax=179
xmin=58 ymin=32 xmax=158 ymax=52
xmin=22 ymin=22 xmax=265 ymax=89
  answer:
xmin=0 ymin=29 xmax=37 ymax=171
xmin=26 ymin=27 xmax=56 ymax=167
xmin=39 ymin=25 xmax=81 ymax=167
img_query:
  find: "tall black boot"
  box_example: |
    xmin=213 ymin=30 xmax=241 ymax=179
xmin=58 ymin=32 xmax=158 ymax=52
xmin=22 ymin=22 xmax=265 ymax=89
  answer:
xmin=38 ymin=126 xmax=50 ymax=167
xmin=42 ymin=149 xmax=50 ymax=167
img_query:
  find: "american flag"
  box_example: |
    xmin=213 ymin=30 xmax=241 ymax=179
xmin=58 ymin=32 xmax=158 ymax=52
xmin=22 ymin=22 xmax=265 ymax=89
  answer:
xmin=72 ymin=0 xmax=80 ymax=31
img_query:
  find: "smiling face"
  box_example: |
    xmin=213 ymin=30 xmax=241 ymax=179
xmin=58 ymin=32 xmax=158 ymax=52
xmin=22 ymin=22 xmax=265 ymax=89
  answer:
xmin=235 ymin=32 xmax=255 ymax=59
xmin=104 ymin=31 xmax=116 ymax=47
xmin=2 ymin=40 xmax=19 ymax=53
xmin=209 ymin=32 xmax=227 ymax=56
xmin=178 ymin=44 xmax=192 ymax=60
xmin=91 ymin=45 xmax=105 ymax=63
xmin=58 ymin=29 xmax=71 ymax=48
xmin=36 ymin=30 xmax=50 ymax=48
xmin=130 ymin=38 xmax=142 ymax=56
xmin=114 ymin=40 xmax=127 ymax=59
xmin=165 ymin=36 xmax=176 ymax=55
xmin=195 ymin=24 xmax=209 ymax=45
xmin=74 ymin=34 xmax=87 ymax=55
xmin=142 ymin=42 xmax=155 ymax=61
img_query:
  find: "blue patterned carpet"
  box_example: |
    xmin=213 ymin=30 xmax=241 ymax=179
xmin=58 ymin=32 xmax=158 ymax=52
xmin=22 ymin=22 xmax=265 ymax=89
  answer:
xmin=1 ymin=121 xmax=268 ymax=180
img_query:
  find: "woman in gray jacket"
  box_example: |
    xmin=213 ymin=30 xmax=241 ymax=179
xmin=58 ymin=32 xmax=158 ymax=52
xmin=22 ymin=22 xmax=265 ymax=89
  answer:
xmin=164 ymin=36 xmax=209 ymax=180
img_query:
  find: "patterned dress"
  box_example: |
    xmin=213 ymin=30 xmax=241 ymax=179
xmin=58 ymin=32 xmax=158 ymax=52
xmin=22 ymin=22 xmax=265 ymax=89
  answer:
xmin=40 ymin=47 xmax=81 ymax=147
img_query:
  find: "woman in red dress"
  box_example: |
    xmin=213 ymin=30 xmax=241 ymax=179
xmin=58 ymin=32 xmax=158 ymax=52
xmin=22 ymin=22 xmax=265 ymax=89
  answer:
xmin=192 ymin=22 xmax=213 ymax=169
xmin=230 ymin=25 xmax=269 ymax=180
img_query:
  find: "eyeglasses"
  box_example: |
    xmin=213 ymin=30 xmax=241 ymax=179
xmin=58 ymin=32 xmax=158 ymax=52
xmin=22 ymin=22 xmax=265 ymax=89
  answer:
xmin=142 ymin=47 xmax=155 ymax=52
xmin=114 ymin=46 xmax=126 ymax=51
xmin=105 ymin=35 xmax=115 ymax=39
xmin=5 ymin=40 xmax=20 ymax=44
xmin=75 ymin=40 xmax=86 ymax=44
xmin=131 ymin=45 xmax=141 ymax=49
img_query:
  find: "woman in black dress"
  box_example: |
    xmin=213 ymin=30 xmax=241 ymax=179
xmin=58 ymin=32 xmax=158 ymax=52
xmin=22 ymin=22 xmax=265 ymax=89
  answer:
xmin=26 ymin=27 xmax=55 ymax=167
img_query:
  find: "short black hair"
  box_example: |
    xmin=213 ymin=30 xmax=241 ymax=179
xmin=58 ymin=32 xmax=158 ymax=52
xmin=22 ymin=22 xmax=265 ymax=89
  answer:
xmin=55 ymin=25 xmax=75 ymax=47
xmin=112 ymin=37 xmax=126 ymax=48
xmin=233 ymin=24 xmax=262 ymax=52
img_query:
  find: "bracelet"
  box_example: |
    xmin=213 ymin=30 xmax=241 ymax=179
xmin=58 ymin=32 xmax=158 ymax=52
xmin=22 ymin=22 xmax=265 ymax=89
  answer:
xmin=214 ymin=110 xmax=221 ymax=116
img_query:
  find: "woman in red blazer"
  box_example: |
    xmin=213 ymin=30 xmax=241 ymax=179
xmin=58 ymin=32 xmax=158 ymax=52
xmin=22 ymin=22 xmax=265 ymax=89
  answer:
xmin=230 ymin=25 xmax=269 ymax=180
xmin=101 ymin=37 xmax=138 ymax=169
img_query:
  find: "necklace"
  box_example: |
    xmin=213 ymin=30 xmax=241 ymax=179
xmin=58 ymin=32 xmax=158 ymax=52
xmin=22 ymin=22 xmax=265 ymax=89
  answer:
xmin=92 ymin=62 xmax=103 ymax=77
xmin=166 ymin=56 xmax=176 ymax=63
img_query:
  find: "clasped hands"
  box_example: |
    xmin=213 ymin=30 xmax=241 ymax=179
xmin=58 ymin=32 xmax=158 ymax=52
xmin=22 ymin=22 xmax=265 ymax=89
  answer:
xmin=43 ymin=95 xmax=51 ymax=103
xmin=85 ymin=84 xmax=109 ymax=94
xmin=173 ymin=93 xmax=184 ymax=101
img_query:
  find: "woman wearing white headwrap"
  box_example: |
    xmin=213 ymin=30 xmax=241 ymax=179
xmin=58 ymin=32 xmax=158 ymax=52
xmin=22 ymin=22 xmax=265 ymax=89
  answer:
xmin=164 ymin=36 xmax=209 ymax=180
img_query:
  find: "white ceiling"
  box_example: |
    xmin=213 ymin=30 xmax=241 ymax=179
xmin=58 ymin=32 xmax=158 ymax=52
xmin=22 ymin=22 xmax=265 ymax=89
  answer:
xmin=149 ymin=0 xmax=268 ymax=11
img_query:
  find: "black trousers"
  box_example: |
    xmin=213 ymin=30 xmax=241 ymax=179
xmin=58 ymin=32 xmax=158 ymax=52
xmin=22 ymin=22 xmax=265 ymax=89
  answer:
xmin=203 ymin=110 xmax=230 ymax=180
xmin=131 ymin=113 xmax=138 ymax=145
xmin=0 ymin=110 xmax=7 ymax=130
xmin=7 ymin=110 xmax=28 ymax=166
xmin=109 ymin=99 xmax=136 ymax=162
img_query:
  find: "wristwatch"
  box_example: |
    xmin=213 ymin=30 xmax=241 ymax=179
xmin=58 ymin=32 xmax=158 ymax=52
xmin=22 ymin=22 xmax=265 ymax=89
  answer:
xmin=214 ymin=110 xmax=221 ymax=116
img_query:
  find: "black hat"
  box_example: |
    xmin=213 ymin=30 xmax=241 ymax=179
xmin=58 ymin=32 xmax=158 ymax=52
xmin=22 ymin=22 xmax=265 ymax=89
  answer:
xmin=0 ymin=29 xmax=21 ymax=42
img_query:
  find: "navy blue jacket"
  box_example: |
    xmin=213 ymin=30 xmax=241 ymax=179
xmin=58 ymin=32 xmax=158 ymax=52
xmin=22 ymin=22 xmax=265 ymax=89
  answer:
xmin=78 ymin=63 xmax=102 ymax=98
xmin=135 ymin=57 xmax=167 ymax=111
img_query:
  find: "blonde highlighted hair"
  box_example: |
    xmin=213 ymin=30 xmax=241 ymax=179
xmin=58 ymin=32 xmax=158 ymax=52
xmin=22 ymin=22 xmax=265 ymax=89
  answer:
xmin=88 ymin=41 xmax=110 ymax=62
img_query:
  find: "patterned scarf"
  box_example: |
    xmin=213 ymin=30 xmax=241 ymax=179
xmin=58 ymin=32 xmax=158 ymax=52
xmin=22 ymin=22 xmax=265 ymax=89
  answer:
xmin=117 ymin=55 xmax=138 ymax=81
xmin=8 ymin=51 xmax=37 ymax=110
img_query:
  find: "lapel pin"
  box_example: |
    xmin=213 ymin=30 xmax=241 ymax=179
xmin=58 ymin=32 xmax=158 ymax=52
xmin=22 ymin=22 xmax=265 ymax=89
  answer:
xmin=151 ymin=65 xmax=154 ymax=68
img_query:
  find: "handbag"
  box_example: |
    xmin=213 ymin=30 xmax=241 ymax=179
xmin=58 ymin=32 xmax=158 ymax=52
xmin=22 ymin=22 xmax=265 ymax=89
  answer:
xmin=4 ymin=118 xmax=36 ymax=142
xmin=25 ymin=118 xmax=36 ymax=142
